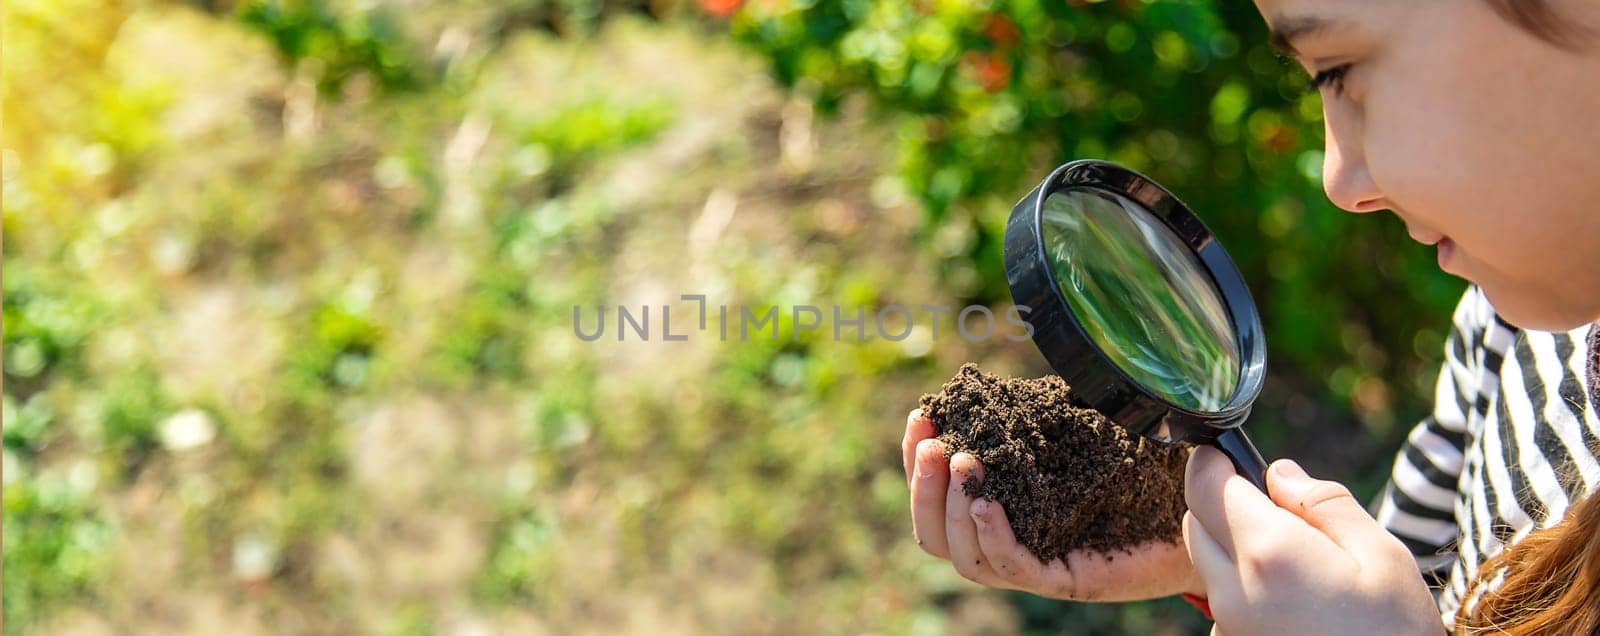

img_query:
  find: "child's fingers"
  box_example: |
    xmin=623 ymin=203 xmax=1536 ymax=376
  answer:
xmin=1185 ymin=446 xmax=1285 ymax=562
xmin=1183 ymin=511 xmax=1242 ymax=623
xmin=1183 ymin=511 xmax=1234 ymax=581
xmin=1263 ymin=459 xmax=1398 ymax=572
xmin=970 ymin=498 xmax=1045 ymax=589
xmin=945 ymin=453 xmax=1009 ymax=588
xmin=911 ymin=438 xmax=952 ymax=558
xmin=902 ymin=408 xmax=934 ymax=485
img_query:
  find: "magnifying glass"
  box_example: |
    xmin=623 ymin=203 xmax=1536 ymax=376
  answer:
xmin=1003 ymin=159 xmax=1271 ymax=491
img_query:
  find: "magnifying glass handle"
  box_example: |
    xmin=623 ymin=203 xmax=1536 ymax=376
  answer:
xmin=1211 ymin=427 xmax=1269 ymax=493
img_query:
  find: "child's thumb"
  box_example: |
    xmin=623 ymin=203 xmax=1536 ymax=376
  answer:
xmin=1267 ymin=460 xmax=1394 ymax=562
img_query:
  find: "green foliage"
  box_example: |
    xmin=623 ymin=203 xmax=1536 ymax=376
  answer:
xmin=3 ymin=396 xmax=55 ymax=458
xmin=523 ymin=94 xmax=675 ymax=158
xmin=94 ymin=368 xmax=173 ymax=476
xmin=475 ymin=503 xmax=560 ymax=603
xmin=1013 ymin=591 xmax=1206 ymax=635
xmin=516 ymin=93 xmax=677 ymax=190
xmin=434 ymin=268 xmax=535 ymax=383
xmin=2 ymin=470 xmax=116 ymax=631
xmin=237 ymin=0 xmax=422 ymax=95
xmin=2 ymin=264 xmax=104 ymax=390
xmin=288 ymin=301 xmax=384 ymax=392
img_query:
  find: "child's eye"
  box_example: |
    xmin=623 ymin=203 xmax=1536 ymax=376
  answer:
xmin=1311 ymin=63 xmax=1353 ymax=95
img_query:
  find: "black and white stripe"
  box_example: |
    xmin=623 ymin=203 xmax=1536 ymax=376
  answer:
xmin=1373 ymin=286 xmax=1600 ymax=628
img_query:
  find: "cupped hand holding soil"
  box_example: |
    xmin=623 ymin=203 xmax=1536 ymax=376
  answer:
xmin=902 ymin=364 xmax=1205 ymax=601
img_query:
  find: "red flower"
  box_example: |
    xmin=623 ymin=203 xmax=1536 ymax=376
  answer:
xmin=963 ymin=51 xmax=1012 ymax=93
xmin=701 ymin=0 xmax=743 ymax=17
xmin=983 ymin=14 xmax=1020 ymax=48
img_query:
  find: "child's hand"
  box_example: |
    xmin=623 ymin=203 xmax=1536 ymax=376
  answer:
xmin=1183 ymin=447 xmax=1442 ymax=635
xmin=903 ymin=409 xmax=1206 ymax=601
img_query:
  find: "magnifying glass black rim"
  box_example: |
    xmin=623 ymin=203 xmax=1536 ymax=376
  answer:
xmin=1003 ymin=159 xmax=1267 ymax=444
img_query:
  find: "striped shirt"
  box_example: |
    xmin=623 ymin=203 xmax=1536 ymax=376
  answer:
xmin=1374 ymin=285 xmax=1600 ymax=629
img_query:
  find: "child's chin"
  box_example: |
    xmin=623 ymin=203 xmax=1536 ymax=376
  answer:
xmin=1480 ymin=283 xmax=1598 ymax=332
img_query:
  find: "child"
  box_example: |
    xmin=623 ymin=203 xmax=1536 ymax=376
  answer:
xmin=903 ymin=1 xmax=1600 ymax=632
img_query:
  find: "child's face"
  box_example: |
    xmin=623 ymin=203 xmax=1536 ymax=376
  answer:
xmin=1253 ymin=0 xmax=1600 ymax=330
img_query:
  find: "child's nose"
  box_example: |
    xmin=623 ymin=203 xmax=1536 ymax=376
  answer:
xmin=1318 ymin=132 xmax=1382 ymax=214
xmin=1320 ymin=113 xmax=1386 ymax=214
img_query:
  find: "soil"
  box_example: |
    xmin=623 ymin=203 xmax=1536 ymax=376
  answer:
xmin=919 ymin=363 xmax=1191 ymax=563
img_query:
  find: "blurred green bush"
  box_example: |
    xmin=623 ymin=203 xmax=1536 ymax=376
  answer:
xmin=238 ymin=0 xmax=422 ymax=96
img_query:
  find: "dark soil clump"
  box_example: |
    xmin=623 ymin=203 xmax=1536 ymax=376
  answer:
xmin=919 ymin=363 xmax=1190 ymax=564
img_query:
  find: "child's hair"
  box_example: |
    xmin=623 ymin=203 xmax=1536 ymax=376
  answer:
xmin=1454 ymin=489 xmax=1600 ymax=634
xmin=1483 ymin=0 xmax=1591 ymax=49
xmin=1443 ymin=3 xmax=1597 ymax=633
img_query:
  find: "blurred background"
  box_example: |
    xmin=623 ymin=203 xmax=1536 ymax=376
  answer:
xmin=4 ymin=0 xmax=1465 ymax=633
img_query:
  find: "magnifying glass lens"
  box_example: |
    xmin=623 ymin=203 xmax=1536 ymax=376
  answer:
xmin=1038 ymin=187 xmax=1241 ymax=412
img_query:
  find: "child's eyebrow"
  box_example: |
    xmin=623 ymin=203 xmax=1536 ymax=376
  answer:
xmin=1268 ymin=15 xmax=1337 ymax=57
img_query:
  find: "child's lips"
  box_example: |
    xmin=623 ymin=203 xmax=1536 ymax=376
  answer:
xmin=1407 ymin=227 xmax=1445 ymax=246
xmin=1406 ymin=226 xmax=1459 ymax=273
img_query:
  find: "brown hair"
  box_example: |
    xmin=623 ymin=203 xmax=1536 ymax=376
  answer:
xmin=1483 ymin=0 xmax=1591 ymax=50
xmin=1450 ymin=8 xmax=1598 ymax=634
xmin=1454 ymin=490 xmax=1600 ymax=634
